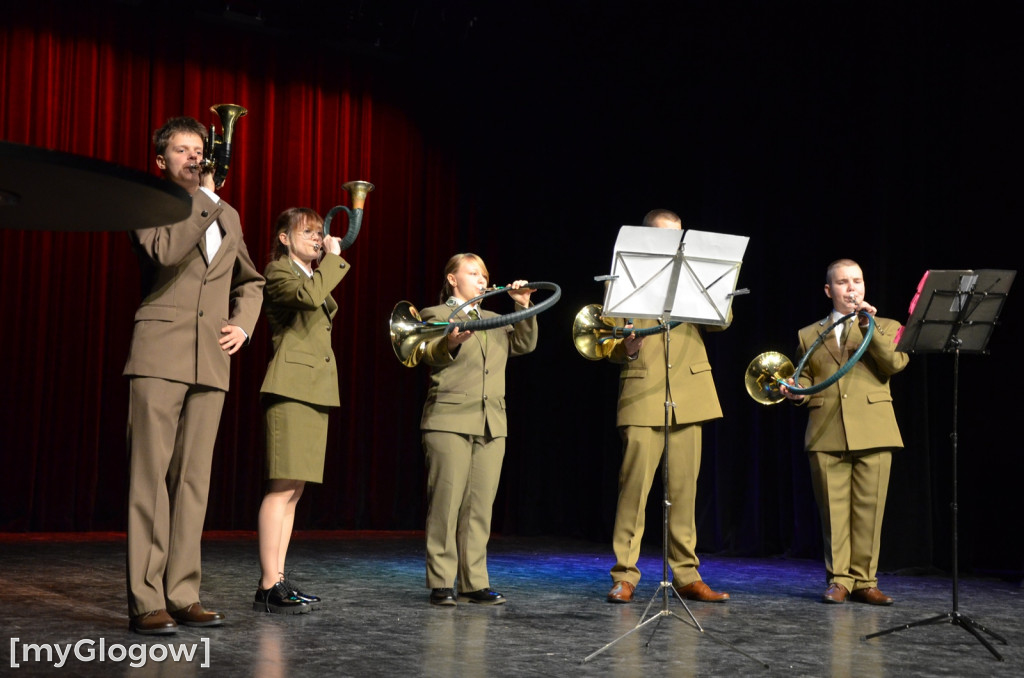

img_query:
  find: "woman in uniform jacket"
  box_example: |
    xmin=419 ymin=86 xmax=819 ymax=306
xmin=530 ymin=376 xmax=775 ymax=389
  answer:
xmin=254 ymin=207 xmax=350 ymax=613
xmin=418 ymin=253 xmax=538 ymax=606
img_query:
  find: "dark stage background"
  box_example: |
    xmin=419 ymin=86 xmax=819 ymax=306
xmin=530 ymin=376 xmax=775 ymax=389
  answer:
xmin=2 ymin=2 xmax=1021 ymax=580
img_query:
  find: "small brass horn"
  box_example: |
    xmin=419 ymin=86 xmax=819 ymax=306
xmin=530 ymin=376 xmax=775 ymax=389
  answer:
xmin=203 ymin=103 xmax=247 ymax=187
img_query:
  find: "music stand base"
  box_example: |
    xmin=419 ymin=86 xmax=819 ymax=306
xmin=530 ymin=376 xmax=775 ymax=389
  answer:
xmin=583 ymin=583 xmax=769 ymax=668
xmin=864 ymin=610 xmax=1007 ymax=661
xmin=582 ymin=583 xmax=699 ymax=663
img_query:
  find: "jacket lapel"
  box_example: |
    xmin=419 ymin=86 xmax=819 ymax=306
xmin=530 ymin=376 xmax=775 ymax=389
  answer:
xmin=821 ymin=315 xmax=844 ymax=365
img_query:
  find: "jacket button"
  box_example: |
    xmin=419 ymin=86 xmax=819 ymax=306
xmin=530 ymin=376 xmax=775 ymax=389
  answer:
xmin=325 ymin=356 xmax=331 ymax=362
xmin=484 ymin=369 xmax=489 ymax=375
xmin=340 ymin=262 xmax=346 ymax=268
xmin=483 ymin=395 xmax=488 ymax=400
xmin=198 ymin=310 xmax=204 ymax=317
xmin=201 ymin=210 xmax=209 ymax=217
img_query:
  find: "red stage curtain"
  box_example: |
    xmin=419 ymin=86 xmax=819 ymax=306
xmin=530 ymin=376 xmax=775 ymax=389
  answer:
xmin=0 ymin=4 xmax=468 ymax=531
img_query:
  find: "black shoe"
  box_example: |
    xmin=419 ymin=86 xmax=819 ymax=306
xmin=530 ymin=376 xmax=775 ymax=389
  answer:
xmin=429 ymin=588 xmax=457 ymax=606
xmin=283 ymin=578 xmax=321 ymax=610
xmin=254 ymin=582 xmax=311 ymax=615
xmin=458 ymin=588 xmax=506 ymax=605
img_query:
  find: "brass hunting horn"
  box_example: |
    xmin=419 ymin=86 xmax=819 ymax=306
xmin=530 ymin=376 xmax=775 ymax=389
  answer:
xmin=390 ymin=282 xmax=562 ymax=367
xmin=201 ymin=103 xmax=247 ymax=188
xmin=572 ymin=304 xmax=680 ymax=360
xmin=744 ymin=310 xmax=876 ymax=405
xmin=324 ymin=180 xmax=374 ymax=251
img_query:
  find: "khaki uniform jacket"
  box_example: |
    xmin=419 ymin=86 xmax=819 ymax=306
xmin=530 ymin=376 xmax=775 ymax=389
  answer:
xmin=606 ymin=318 xmax=724 ymax=427
xmin=123 ymin=190 xmax=264 ymax=390
xmin=419 ymin=302 xmax=538 ymax=437
xmin=796 ymin=315 xmax=908 ymax=452
xmin=259 ymin=253 xmax=350 ymax=407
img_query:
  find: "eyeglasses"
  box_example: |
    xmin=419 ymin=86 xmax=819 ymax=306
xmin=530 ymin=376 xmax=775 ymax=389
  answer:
xmin=297 ymin=228 xmax=324 ymax=241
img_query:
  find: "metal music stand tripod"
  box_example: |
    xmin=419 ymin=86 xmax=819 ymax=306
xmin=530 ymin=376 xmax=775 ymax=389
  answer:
xmin=865 ymin=269 xmax=1016 ymax=661
xmin=583 ymin=226 xmax=763 ymax=667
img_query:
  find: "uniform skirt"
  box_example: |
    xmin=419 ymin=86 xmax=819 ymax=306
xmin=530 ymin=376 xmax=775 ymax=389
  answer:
xmin=264 ymin=395 xmax=330 ymax=483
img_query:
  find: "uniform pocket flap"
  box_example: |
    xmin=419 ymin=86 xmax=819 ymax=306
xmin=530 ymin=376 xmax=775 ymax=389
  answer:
xmin=284 ymin=351 xmax=318 ymax=368
xmin=689 ymin=361 xmax=713 ymax=375
xmin=134 ymin=304 xmax=175 ymax=322
xmin=867 ymin=391 xmax=893 ymax=404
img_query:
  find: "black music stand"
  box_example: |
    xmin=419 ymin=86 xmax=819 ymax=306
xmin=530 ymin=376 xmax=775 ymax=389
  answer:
xmin=583 ymin=226 xmax=764 ymax=668
xmin=865 ymin=269 xmax=1016 ymax=661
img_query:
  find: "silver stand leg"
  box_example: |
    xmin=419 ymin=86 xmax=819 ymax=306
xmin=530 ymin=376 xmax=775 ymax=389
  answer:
xmin=583 ymin=318 xmax=769 ymax=669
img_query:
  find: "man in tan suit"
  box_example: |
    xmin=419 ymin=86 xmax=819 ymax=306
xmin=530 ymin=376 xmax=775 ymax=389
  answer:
xmin=123 ymin=116 xmax=264 ymax=633
xmin=783 ymin=258 xmax=908 ymax=605
xmin=605 ymin=210 xmax=730 ymax=605
xmin=418 ymin=253 xmax=538 ymax=606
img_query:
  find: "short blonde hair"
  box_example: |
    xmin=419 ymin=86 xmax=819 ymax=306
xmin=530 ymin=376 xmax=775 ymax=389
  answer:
xmin=825 ymin=258 xmax=860 ymax=284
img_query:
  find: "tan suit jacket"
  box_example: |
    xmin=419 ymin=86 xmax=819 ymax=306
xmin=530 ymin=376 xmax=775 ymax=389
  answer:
xmin=796 ymin=315 xmax=908 ymax=451
xmin=418 ymin=302 xmax=538 ymax=436
xmin=606 ymin=319 xmax=724 ymax=426
xmin=123 ymin=190 xmax=264 ymax=388
xmin=260 ymin=253 xmax=349 ymax=407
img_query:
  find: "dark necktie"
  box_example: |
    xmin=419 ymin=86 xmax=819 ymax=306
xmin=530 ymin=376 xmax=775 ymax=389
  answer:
xmin=469 ymin=309 xmax=486 ymax=350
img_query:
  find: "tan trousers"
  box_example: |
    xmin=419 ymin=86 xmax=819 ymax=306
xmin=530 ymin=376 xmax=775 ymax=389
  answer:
xmin=808 ymin=449 xmax=892 ymax=592
xmin=127 ymin=377 xmax=224 ymax=616
xmin=423 ymin=430 xmax=505 ymax=591
xmin=611 ymin=424 xmax=702 ymax=587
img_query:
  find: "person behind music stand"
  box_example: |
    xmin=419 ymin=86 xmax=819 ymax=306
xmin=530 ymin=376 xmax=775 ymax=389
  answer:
xmin=781 ymin=258 xmax=908 ymax=605
xmin=604 ymin=209 xmax=730 ymax=605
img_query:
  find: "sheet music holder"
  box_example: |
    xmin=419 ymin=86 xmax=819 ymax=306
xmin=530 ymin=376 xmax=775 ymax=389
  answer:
xmin=867 ymin=268 xmax=1015 ymax=661
xmin=602 ymin=226 xmax=749 ymax=324
xmin=584 ymin=224 xmax=764 ymax=668
xmin=896 ymin=269 xmax=1015 ymax=355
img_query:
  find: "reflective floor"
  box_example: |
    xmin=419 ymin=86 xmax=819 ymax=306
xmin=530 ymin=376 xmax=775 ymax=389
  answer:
xmin=1 ymin=532 xmax=1021 ymax=677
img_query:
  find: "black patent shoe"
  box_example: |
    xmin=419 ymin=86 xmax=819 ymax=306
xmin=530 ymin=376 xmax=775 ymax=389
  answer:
xmin=429 ymin=588 xmax=457 ymax=606
xmin=283 ymin=578 xmax=322 ymax=610
xmin=254 ymin=582 xmax=311 ymax=614
xmin=458 ymin=588 xmax=506 ymax=605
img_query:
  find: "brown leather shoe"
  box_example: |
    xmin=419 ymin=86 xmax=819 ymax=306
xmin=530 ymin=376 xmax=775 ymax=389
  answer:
xmin=674 ymin=580 xmax=729 ymax=603
xmin=169 ymin=603 xmax=225 ymax=627
xmin=822 ymin=583 xmax=849 ymax=603
xmin=607 ymin=581 xmax=635 ymax=603
xmin=850 ymin=587 xmax=894 ymax=606
xmin=129 ymin=609 xmax=178 ymax=635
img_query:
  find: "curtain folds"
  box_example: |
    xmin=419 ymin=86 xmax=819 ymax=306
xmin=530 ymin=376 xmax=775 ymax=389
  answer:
xmin=1 ymin=4 xmax=465 ymax=532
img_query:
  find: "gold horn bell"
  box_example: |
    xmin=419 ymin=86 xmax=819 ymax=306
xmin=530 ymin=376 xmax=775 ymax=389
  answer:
xmin=342 ymin=180 xmax=374 ymax=209
xmin=389 ymin=301 xmax=448 ymax=368
xmin=744 ymin=351 xmax=796 ymax=405
xmin=211 ymin=103 xmax=247 ymax=141
xmin=572 ymin=304 xmax=617 ymax=360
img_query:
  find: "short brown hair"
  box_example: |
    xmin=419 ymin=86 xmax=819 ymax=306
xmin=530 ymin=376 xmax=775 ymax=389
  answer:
xmin=270 ymin=207 xmax=324 ymax=262
xmin=152 ymin=116 xmax=208 ymax=155
xmin=642 ymin=209 xmax=681 ymax=227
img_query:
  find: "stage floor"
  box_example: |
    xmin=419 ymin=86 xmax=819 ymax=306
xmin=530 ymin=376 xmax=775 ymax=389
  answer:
xmin=2 ymin=532 xmax=1021 ymax=676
